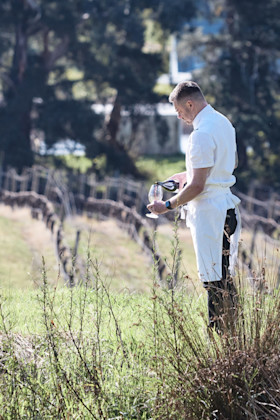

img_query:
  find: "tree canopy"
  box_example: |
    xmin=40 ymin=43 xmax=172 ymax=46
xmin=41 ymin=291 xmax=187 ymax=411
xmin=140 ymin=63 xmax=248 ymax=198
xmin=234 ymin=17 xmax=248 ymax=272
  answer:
xmin=0 ymin=0 xmax=195 ymax=174
xmin=195 ymin=0 xmax=280 ymax=188
xmin=1 ymin=0 xmax=279 ymax=188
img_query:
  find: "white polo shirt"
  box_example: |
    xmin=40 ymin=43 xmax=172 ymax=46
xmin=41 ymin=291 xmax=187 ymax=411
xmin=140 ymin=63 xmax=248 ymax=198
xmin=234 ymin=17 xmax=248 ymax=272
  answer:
xmin=186 ymin=104 xmax=236 ymax=194
xmin=185 ymin=104 xmax=241 ymax=282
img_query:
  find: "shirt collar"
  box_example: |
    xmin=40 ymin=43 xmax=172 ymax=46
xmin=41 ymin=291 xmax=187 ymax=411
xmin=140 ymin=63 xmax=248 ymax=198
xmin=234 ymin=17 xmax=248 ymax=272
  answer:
xmin=192 ymin=104 xmax=213 ymax=130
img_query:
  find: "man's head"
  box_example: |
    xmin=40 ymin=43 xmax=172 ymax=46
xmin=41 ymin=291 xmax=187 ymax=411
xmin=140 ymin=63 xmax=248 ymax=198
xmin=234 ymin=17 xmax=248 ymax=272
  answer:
xmin=169 ymin=81 xmax=207 ymax=124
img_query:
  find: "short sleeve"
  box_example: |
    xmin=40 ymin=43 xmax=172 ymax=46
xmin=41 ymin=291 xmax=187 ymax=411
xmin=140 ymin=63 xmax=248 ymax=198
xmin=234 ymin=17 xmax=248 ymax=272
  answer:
xmin=189 ymin=131 xmax=215 ymax=169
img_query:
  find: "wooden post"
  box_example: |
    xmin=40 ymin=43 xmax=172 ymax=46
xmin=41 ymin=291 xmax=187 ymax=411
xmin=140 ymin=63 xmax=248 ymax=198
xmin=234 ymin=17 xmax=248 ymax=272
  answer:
xmin=44 ymin=170 xmax=53 ymax=198
xmin=104 ymin=177 xmax=110 ymax=199
xmin=73 ymin=230 xmax=81 ymax=258
xmin=3 ymin=170 xmax=9 ymax=191
xmin=246 ymin=181 xmax=257 ymax=213
xmin=267 ymin=192 xmax=277 ymax=219
xmin=248 ymin=222 xmax=259 ymax=270
xmin=79 ymin=174 xmax=86 ymax=196
xmin=31 ymin=168 xmax=39 ymax=192
xmin=20 ymin=172 xmax=28 ymax=191
xmin=117 ymin=176 xmax=125 ymax=203
xmin=135 ymin=183 xmax=146 ymax=214
xmin=11 ymin=170 xmax=17 ymax=192
xmin=89 ymin=174 xmax=96 ymax=198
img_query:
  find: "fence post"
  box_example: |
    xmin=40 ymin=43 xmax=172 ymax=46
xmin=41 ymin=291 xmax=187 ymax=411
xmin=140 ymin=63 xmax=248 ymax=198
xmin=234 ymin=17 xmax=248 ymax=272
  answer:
xmin=267 ymin=192 xmax=278 ymax=219
xmin=135 ymin=183 xmax=146 ymax=214
xmin=44 ymin=170 xmax=53 ymax=198
xmin=88 ymin=174 xmax=96 ymax=197
xmin=31 ymin=167 xmax=39 ymax=192
xmin=246 ymin=181 xmax=257 ymax=213
xmin=78 ymin=174 xmax=86 ymax=196
xmin=11 ymin=169 xmax=17 ymax=192
xmin=0 ymin=165 xmax=3 ymax=190
xmin=20 ymin=169 xmax=29 ymax=191
xmin=117 ymin=176 xmax=125 ymax=203
xmin=3 ymin=170 xmax=10 ymax=191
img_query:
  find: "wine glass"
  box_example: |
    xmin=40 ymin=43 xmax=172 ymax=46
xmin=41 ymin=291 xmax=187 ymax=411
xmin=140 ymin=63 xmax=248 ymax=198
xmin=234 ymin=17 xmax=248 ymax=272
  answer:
xmin=146 ymin=183 xmax=163 ymax=219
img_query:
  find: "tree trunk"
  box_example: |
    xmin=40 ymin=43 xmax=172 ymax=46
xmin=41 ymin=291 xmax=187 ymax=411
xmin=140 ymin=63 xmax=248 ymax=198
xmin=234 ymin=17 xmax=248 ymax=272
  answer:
xmin=2 ymin=4 xmax=69 ymax=171
xmin=1 ymin=16 xmax=34 ymax=170
xmin=105 ymin=93 xmax=141 ymax=177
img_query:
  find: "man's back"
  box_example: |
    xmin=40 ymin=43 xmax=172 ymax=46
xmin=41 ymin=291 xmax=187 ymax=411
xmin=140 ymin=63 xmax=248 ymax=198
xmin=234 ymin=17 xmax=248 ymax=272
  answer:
xmin=186 ymin=105 xmax=237 ymax=194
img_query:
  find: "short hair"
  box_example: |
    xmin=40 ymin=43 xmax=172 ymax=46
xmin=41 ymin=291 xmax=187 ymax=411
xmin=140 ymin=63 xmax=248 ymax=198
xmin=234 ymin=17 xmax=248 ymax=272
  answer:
xmin=169 ymin=81 xmax=205 ymax=104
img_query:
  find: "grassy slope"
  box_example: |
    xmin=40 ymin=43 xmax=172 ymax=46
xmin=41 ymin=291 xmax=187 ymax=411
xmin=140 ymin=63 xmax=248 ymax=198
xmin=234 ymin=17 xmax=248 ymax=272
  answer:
xmin=64 ymin=216 xmax=155 ymax=293
xmin=0 ymin=203 xmax=199 ymax=292
xmin=0 ymin=206 xmax=60 ymax=289
xmin=0 ymin=215 xmax=32 ymax=289
xmin=64 ymin=215 xmax=199 ymax=293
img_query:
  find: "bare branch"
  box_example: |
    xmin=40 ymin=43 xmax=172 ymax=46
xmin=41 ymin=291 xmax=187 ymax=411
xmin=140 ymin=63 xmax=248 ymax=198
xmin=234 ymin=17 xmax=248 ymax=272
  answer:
xmin=45 ymin=36 xmax=70 ymax=71
xmin=26 ymin=21 xmax=44 ymax=36
xmin=24 ymin=0 xmax=42 ymax=36
xmin=24 ymin=0 xmax=41 ymax=15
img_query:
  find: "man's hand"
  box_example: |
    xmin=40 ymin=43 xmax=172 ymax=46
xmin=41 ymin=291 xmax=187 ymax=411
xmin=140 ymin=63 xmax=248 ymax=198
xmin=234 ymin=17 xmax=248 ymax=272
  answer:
xmin=168 ymin=172 xmax=187 ymax=190
xmin=147 ymin=167 xmax=210 ymax=215
xmin=147 ymin=200 xmax=168 ymax=215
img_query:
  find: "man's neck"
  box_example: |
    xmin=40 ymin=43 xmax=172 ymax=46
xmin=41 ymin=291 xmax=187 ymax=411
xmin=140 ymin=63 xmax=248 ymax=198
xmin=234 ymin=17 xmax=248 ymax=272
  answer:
xmin=192 ymin=103 xmax=210 ymax=129
xmin=194 ymin=102 xmax=208 ymax=119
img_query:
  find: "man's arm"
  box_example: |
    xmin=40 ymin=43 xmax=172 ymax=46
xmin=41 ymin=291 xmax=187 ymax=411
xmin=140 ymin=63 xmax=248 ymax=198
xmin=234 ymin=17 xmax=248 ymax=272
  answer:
xmin=147 ymin=167 xmax=210 ymax=215
xmin=168 ymin=172 xmax=187 ymax=190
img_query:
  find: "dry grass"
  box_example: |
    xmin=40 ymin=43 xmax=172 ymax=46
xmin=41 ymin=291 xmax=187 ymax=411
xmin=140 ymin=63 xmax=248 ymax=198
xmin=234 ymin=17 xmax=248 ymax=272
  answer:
xmin=240 ymin=227 xmax=280 ymax=289
xmin=64 ymin=215 xmax=158 ymax=292
xmin=0 ymin=203 xmax=199 ymax=293
xmin=0 ymin=204 xmax=60 ymax=288
xmin=156 ymin=220 xmax=201 ymax=292
xmin=63 ymin=214 xmax=200 ymax=293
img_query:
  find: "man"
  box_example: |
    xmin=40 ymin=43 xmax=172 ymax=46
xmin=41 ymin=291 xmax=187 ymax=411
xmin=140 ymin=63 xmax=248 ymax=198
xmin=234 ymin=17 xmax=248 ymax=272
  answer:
xmin=147 ymin=81 xmax=241 ymax=331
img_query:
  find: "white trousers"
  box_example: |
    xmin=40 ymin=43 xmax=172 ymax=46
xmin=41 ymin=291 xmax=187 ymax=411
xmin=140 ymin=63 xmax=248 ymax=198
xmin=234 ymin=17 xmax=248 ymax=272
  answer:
xmin=185 ymin=188 xmax=241 ymax=282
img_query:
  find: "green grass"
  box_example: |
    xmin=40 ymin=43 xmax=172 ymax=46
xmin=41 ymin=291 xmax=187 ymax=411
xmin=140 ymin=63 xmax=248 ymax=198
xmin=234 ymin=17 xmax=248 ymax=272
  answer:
xmin=0 ymin=206 xmax=280 ymax=418
xmin=35 ymin=154 xmax=95 ymax=174
xmin=36 ymin=153 xmax=187 ymax=186
xmin=0 ymin=271 xmax=207 ymax=418
xmin=3 ymin=158 xmax=280 ymax=417
xmin=2 ymin=263 xmax=280 ymax=418
xmin=136 ymin=154 xmax=186 ymax=186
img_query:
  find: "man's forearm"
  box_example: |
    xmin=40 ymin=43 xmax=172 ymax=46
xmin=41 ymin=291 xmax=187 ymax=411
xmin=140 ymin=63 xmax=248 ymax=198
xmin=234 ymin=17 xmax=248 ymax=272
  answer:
xmin=168 ymin=182 xmax=204 ymax=209
xmin=147 ymin=168 xmax=209 ymax=215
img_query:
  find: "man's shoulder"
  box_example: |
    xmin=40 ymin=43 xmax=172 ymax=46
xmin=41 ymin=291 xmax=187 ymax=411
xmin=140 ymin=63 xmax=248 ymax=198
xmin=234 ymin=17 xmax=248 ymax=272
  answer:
xmin=191 ymin=129 xmax=215 ymax=146
xmin=213 ymin=109 xmax=234 ymax=128
xmin=199 ymin=110 xmax=234 ymax=133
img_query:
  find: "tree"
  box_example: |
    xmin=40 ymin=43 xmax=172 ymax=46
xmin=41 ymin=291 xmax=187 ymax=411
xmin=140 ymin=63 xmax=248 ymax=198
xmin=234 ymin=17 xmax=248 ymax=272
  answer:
xmin=0 ymin=0 xmax=195 ymax=174
xmin=193 ymin=0 xmax=280 ymax=188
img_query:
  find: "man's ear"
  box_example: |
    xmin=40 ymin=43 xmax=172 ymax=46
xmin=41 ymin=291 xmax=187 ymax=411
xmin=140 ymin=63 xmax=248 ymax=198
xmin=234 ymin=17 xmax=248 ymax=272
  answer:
xmin=186 ymin=100 xmax=193 ymax=108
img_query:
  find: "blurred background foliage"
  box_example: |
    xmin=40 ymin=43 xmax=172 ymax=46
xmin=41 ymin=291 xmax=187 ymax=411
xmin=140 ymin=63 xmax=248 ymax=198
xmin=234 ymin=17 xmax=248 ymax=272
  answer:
xmin=0 ymin=0 xmax=279 ymax=190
